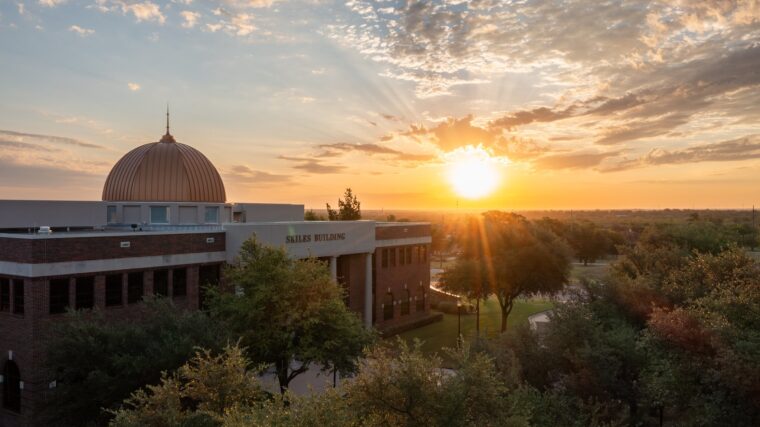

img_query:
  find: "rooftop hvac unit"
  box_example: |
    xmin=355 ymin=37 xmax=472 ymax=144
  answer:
xmin=38 ymin=226 xmax=52 ymax=234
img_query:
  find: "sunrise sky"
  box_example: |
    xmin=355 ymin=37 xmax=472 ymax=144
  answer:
xmin=1 ymin=0 xmax=759 ymax=210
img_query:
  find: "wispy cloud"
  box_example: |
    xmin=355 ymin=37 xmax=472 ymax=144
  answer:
xmin=39 ymin=0 xmax=66 ymax=7
xmin=279 ymin=155 xmax=345 ymax=174
xmin=127 ymin=82 xmax=141 ymax=91
xmin=95 ymin=0 xmax=166 ymax=24
xmin=0 ymin=130 xmax=105 ymax=149
xmin=180 ymin=10 xmax=200 ymax=28
xmin=69 ymin=25 xmax=94 ymax=36
xmin=224 ymin=165 xmax=290 ymax=185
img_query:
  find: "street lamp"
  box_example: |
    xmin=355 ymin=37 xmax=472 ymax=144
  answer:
xmin=457 ymin=300 xmax=462 ymax=347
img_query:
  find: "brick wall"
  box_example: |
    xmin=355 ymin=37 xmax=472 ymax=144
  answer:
xmin=375 ymin=223 xmax=430 ymax=240
xmin=373 ymin=244 xmax=431 ymax=330
xmin=0 ymin=232 xmax=225 ymax=264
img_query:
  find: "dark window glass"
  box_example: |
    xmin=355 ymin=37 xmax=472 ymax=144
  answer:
xmin=105 ymin=274 xmax=123 ymax=307
xmin=383 ymin=292 xmax=394 ymax=321
xmin=13 ymin=280 xmax=24 ymax=315
xmin=421 ymin=246 xmax=427 ymax=263
xmin=405 ymin=247 xmax=412 ymax=264
xmin=2 ymin=360 xmax=21 ymax=413
xmin=0 ymin=278 xmax=9 ymax=312
xmin=75 ymin=276 xmax=95 ymax=310
xmin=153 ymin=270 xmax=169 ymax=297
xmin=417 ymin=286 xmax=425 ymax=312
xmin=127 ymin=272 xmax=144 ymax=304
xmin=49 ymin=278 xmax=70 ymax=314
xmin=400 ymin=247 xmax=406 ymax=265
xmin=381 ymin=249 xmax=389 ymax=268
xmin=401 ymin=289 xmax=410 ymax=315
xmin=390 ymin=248 xmax=396 ymax=267
xmin=198 ymin=264 xmax=220 ymax=310
xmin=173 ymin=269 xmax=187 ymax=297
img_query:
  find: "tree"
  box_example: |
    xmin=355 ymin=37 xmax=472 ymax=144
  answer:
xmin=566 ymin=221 xmax=612 ymax=266
xmin=110 ymin=344 xmax=266 ymax=427
xmin=43 ymin=299 xmax=226 ymax=426
xmin=304 ymin=209 xmax=325 ymax=221
xmin=326 ymin=188 xmax=361 ymax=220
xmin=208 ymin=238 xmax=374 ymax=394
xmin=439 ymin=259 xmax=489 ymax=334
xmin=451 ymin=212 xmax=571 ymax=332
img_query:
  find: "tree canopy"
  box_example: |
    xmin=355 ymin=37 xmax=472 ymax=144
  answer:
xmin=443 ymin=212 xmax=571 ymax=331
xmin=326 ymin=188 xmax=361 ymax=220
xmin=208 ymin=238 xmax=374 ymax=394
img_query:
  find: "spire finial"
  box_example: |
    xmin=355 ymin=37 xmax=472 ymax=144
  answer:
xmin=160 ymin=104 xmax=176 ymax=143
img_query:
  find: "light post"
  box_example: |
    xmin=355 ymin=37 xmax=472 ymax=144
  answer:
xmin=457 ymin=300 xmax=462 ymax=347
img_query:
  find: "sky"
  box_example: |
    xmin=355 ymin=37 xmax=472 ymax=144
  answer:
xmin=0 ymin=0 xmax=759 ymax=210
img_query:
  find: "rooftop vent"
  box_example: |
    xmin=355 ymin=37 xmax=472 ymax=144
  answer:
xmin=38 ymin=226 xmax=52 ymax=234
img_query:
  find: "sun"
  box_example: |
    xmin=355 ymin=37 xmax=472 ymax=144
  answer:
xmin=446 ymin=146 xmax=502 ymax=199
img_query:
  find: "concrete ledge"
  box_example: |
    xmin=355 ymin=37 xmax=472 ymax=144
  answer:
xmin=379 ymin=312 xmax=443 ymax=337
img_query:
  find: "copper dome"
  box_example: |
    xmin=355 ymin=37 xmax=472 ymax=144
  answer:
xmin=102 ymin=132 xmax=226 ymax=203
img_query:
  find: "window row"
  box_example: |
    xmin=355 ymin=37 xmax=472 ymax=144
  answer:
xmin=380 ymin=245 xmax=428 ymax=269
xmin=0 ymin=277 xmax=24 ymax=316
xmin=381 ymin=287 xmax=427 ymax=321
xmin=48 ymin=268 xmax=190 ymax=314
xmin=106 ymin=205 xmax=220 ymax=225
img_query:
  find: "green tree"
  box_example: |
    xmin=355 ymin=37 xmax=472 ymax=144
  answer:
xmin=303 ymin=209 xmax=325 ymax=221
xmin=451 ymin=212 xmax=571 ymax=332
xmin=43 ymin=299 xmax=226 ymax=426
xmin=208 ymin=238 xmax=374 ymax=394
xmin=110 ymin=344 xmax=266 ymax=427
xmin=326 ymin=188 xmax=361 ymax=220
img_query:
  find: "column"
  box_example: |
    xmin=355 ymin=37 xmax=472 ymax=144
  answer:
xmin=329 ymin=256 xmax=338 ymax=283
xmin=364 ymin=253 xmax=373 ymax=328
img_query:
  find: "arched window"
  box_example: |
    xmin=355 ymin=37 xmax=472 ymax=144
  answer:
xmin=3 ymin=360 xmax=21 ymax=413
xmin=383 ymin=292 xmax=394 ymax=321
xmin=401 ymin=289 xmax=410 ymax=315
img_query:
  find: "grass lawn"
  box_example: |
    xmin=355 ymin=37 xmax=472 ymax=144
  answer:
xmin=569 ymin=261 xmax=611 ymax=283
xmin=394 ymin=297 xmax=553 ymax=357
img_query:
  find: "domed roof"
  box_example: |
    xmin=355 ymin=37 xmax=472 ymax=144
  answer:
xmin=102 ymin=126 xmax=226 ymax=203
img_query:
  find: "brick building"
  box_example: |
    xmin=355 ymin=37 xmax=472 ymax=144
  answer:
xmin=0 ymin=124 xmax=432 ymax=426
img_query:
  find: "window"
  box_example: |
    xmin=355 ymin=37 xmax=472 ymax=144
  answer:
xmin=405 ymin=247 xmax=412 ymax=264
xmin=49 ymin=278 xmax=69 ymax=314
xmin=390 ymin=248 xmax=396 ymax=267
xmin=417 ymin=285 xmax=426 ymax=312
xmin=13 ymin=280 xmax=24 ymax=315
xmin=401 ymin=289 xmax=410 ymax=315
xmin=383 ymin=292 xmax=394 ymax=321
xmin=420 ymin=245 xmax=427 ymax=263
xmin=105 ymin=274 xmax=123 ymax=306
xmin=400 ymin=248 xmax=406 ymax=266
xmin=204 ymin=206 xmax=219 ymax=224
xmin=75 ymin=277 xmax=95 ymax=310
xmin=107 ymin=205 xmax=118 ymax=224
xmin=381 ymin=249 xmax=389 ymax=268
xmin=153 ymin=270 xmax=169 ymax=297
xmin=127 ymin=272 xmax=144 ymax=304
xmin=2 ymin=360 xmax=21 ymax=413
xmin=198 ymin=264 xmax=220 ymax=310
xmin=172 ymin=269 xmax=187 ymax=297
xmin=150 ymin=206 xmax=169 ymax=224
xmin=0 ymin=278 xmax=9 ymax=312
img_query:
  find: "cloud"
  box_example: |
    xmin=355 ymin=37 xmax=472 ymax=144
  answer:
xmin=279 ymin=155 xmax=345 ymax=174
xmin=604 ymin=135 xmax=760 ymax=172
xmin=224 ymin=165 xmax=290 ymax=185
xmin=205 ymin=8 xmax=255 ymax=36
xmin=317 ymin=142 xmax=436 ymax=163
xmin=0 ymin=129 xmax=104 ymax=149
xmin=95 ymin=1 xmax=166 ymax=24
xmin=39 ymin=0 xmax=66 ymax=6
xmin=180 ymin=10 xmax=200 ymax=28
xmin=127 ymin=82 xmax=141 ymax=91
xmin=69 ymin=25 xmax=94 ymax=36
xmin=534 ymin=151 xmax=622 ymax=170
xmin=0 ymin=156 xmax=101 ymax=190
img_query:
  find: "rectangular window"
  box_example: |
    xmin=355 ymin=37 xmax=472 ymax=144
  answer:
xmin=381 ymin=249 xmax=389 ymax=268
xmin=127 ymin=272 xmax=144 ymax=304
xmin=204 ymin=206 xmax=219 ymax=224
xmin=107 ymin=205 xmax=118 ymax=224
xmin=405 ymin=247 xmax=412 ymax=264
xmin=150 ymin=206 xmax=169 ymax=224
xmin=0 ymin=278 xmax=9 ymax=312
xmin=105 ymin=274 xmax=123 ymax=307
xmin=49 ymin=278 xmax=70 ymax=314
xmin=153 ymin=270 xmax=169 ymax=297
xmin=421 ymin=245 xmax=427 ymax=263
xmin=390 ymin=248 xmax=396 ymax=267
xmin=12 ymin=280 xmax=24 ymax=315
xmin=173 ymin=269 xmax=187 ymax=297
xmin=400 ymin=247 xmax=406 ymax=266
xmin=75 ymin=276 xmax=95 ymax=310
